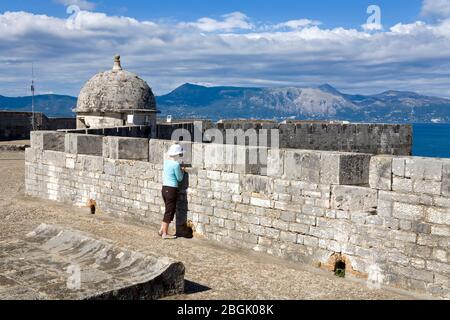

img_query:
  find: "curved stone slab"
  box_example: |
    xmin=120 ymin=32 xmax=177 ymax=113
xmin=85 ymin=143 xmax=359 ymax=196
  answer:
xmin=0 ymin=224 xmax=184 ymax=300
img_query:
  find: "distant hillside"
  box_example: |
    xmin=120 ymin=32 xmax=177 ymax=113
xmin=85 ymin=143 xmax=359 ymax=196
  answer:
xmin=0 ymin=94 xmax=77 ymax=117
xmin=2 ymin=84 xmax=450 ymax=123
xmin=157 ymin=83 xmax=450 ymax=123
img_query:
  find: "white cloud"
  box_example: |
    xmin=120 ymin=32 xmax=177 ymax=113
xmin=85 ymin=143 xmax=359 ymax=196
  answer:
xmin=180 ymin=12 xmax=253 ymax=32
xmin=54 ymin=0 xmax=97 ymax=11
xmin=361 ymin=22 xmax=383 ymax=31
xmin=272 ymin=19 xmax=321 ymax=30
xmin=421 ymin=0 xmax=450 ymax=17
xmin=1 ymin=10 xmax=450 ymax=98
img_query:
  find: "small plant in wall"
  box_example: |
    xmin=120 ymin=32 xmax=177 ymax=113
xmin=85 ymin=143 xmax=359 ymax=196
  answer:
xmin=334 ymin=259 xmax=346 ymax=278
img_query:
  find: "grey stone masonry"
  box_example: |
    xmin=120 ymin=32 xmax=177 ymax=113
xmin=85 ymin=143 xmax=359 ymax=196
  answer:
xmin=206 ymin=121 xmax=412 ymax=156
xmin=274 ymin=149 xmax=371 ymax=185
xmin=25 ymin=137 xmax=450 ymax=299
xmin=103 ymin=136 xmax=149 ymax=161
xmin=65 ymin=133 xmax=103 ymax=156
xmin=30 ymin=131 xmax=65 ymax=152
xmin=370 ymin=155 xmax=450 ymax=196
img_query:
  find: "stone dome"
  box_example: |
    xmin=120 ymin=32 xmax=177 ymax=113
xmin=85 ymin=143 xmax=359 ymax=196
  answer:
xmin=75 ymin=55 xmax=157 ymax=113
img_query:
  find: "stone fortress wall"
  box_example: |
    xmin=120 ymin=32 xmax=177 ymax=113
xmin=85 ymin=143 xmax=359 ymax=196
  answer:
xmin=64 ymin=119 xmax=413 ymax=155
xmin=205 ymin=120 xmax=413 ymax=155
xmin=0 ymin=111 xmax=76 ymax=141
xmin=24 ymin=127 xmax=449 ymax=299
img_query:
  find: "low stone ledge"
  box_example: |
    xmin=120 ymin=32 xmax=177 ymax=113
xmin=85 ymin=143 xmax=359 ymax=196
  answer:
xmin=0 ymin=224 xmax=185 ymax=300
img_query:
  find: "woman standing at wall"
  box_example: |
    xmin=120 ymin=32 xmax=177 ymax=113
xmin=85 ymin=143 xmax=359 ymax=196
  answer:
xmin=159 ymin=143 xmax=185 ymax=239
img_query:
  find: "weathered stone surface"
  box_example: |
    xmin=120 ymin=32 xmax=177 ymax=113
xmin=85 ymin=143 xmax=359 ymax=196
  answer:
xmin=392 ymin=203 xmax=425 ymax=221
xmin=75 ymin=58 xmax=156 ymax=114
xmin=267 ymin=149 xmax=284 ymax=177
xmin=337 ymin=153 xmax=371 ymax=186
xmin=392 ymin=177 xmax=413 ymax=193
xmin=42 ymin=150 xmax=66 ymax=167
xmin=103 ymin=136 xmax=149 ymax=161
xmin=369 ymin=156 xmax=392 ymax=190
xmin=65 ymin=134 xmax=103 ymax=156
xmin=75 ymin=155 xmax=103 ymax=173
xmin=405 ymin=158 xmax=443 ymax=181
xmin=284 ymin=150 xmax=321 ymax=183
xmin=203 ymin=144 xmax=266 ymax=174
xmin=392 ymin=158 xmax=406 ymax=177
xmin=31 ymin=131 xmax=65 ymax=152
xmin=443 ymin=164 xmax=450 ymax=197
xmin=331 ymin=185 xmax=377 ymax=212
xmin=0 ymin=224 xmax=184 ymax=300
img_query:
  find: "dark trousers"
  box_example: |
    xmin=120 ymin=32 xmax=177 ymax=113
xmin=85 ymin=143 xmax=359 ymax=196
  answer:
xmin=162 ymin=186 xmax=178 ymax=223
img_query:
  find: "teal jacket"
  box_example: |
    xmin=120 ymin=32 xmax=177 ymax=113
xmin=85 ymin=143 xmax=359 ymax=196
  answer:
xmin=163 ymin=160 xmax=184 ymax=188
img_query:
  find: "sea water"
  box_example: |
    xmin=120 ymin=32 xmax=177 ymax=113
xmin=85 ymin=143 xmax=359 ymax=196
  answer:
xmin=413 ymin=123 xmax=450 ymax=158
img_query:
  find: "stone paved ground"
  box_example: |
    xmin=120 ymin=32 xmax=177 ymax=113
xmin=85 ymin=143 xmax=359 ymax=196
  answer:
xmin=0 ymin=151 xmax=424 ymax=300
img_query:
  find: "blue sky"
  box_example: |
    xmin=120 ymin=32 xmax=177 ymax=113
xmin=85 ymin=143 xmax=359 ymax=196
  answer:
xmin=0 ymin=0 xmax=450 ymax=97
xmin=0 ymin=0 xmax=426 ymax=27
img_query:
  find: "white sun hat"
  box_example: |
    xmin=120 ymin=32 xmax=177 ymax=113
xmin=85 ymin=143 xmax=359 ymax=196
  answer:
xmin=167 ymin=143 xmax=184 ymax=157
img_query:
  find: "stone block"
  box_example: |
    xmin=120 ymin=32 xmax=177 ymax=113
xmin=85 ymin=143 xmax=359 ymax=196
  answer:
xmin=25 ymin=147 xmax=40 ymax=163
xmin=369 ymin=156 xmax=392 ymax=190
xmin=30 ymin=131 xmax=65 ymax=152
xmin=392 ymin=202 xmax=425 ymax=221
xmin=426 ymin=207 xmax=450 ymax=226
xmin=284 ymin=150 xmax=321 ymax=183
xmin=331 ymin=185 xmax=377 ymax=212
xmin=284 ymin=150 xmax=370 ymax=185
xmin=337 ymin=153 xmax=371 ymax=185
xmin=42 ymin=150 xmax=66 ymax=167
xmin=65 ymin=134 xmax=103 ymax=156
xmin=280 ymin=231 xmax=297 ymax=243
xmin=250 ymin=197 xmax=271 ymax=208
xmin=405 ymin=158 xmax=443 ymax=181
xmin=75 ymin=155 xmax=104 ymax=173
xmin=443 ymin=164 xmax=450 ymax=197
xmin=240 ymin=175 xmax=273 ymax=194
xmin=413 ymin=180 xmax=441 ymax=195
xmin=203 ymin=144 xmax=266 ymax=174
xmin=148 ymin=139 xmax=171 ymax=164
xmin=392 ymin=177 xmax=413 ymax=193
xmin=104 ymin=136 xmax=149 ymax=161
xmin=203 ymin=143 xmax=233 ymax=172
xmin=267 ymin=149 xmax=284 ymax=177
xmin=431 ymin=225 xmax=449 ymax=236
xmin=192 ymin=142 xmax=205 ymax=169
xmin=233 ymin=145 xmax=267 ymax=175
xmin=392 ymin=157 xmax=406 ymax=177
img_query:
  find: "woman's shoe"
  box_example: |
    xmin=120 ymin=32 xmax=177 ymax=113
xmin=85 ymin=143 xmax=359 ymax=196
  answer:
xmin=162 ymin=234 xmax=177 ymax=240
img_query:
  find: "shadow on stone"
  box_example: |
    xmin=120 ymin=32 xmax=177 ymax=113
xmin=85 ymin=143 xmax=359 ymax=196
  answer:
xmin=184 ymin=279 xmax=211 ymax=295
xmin=176 ymin=171 xmax=194 ymax=239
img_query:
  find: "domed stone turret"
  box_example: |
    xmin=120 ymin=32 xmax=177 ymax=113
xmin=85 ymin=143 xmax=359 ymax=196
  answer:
xmin=75 ymin=55 xmax=158 ymax=131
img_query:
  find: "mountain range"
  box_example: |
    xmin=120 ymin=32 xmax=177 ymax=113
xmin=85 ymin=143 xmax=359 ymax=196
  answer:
xmin=2 ymin=83 xmax=450 ymax=123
